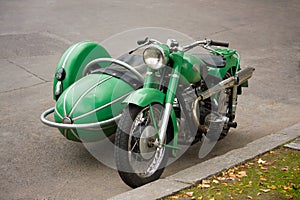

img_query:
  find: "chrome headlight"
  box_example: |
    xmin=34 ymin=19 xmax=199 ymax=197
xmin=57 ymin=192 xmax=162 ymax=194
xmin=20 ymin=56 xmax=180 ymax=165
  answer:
xmin=143 ymin=46 xmax=166 ymax=70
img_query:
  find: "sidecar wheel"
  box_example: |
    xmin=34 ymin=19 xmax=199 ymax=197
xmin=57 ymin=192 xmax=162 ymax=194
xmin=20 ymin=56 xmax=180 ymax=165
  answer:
xmin=115 ymin=104 xmax=173 ymax=188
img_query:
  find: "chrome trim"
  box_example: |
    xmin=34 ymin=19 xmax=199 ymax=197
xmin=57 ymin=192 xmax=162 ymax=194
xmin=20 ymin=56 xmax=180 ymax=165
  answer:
xmin=40 ymin=107 xmax=121 ymax=129
xmin=143 ymin=45 xmax=166 ymax=70
xmin=70 ymin=129 xmax=82 ymax=142
xmin=83 ymin=58 xmax=144 ymax=82
xmin=62 ymin=42 xmax=83 ymax=69
xmin=72 ymin=92 xmax=131 ymax=121
xmin=158 ymin=102 xmax=172 ymax=146
xmin=68 ymin=76 xmax=113 ymax=117
xmin=55 ymin=81 xmax=62 ymax=96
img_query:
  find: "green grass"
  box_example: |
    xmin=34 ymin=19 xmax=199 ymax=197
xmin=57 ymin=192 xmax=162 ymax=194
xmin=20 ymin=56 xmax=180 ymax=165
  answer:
xmin=163 ymin=146 xmax=300 ymax=200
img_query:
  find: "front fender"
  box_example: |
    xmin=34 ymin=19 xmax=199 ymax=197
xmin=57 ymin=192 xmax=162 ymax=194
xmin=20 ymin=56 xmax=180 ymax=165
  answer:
xmin=123 ymin=88 xmax=178 ymax=153
xmin=123 ymin=88 xmax=165 ymax=107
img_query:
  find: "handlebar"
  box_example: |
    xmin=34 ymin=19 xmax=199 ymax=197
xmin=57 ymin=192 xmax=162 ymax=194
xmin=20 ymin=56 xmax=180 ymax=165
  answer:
xmin=137 ymin=37 xmax=149 ymax=45
xmin=209 ymin=40 xmax=229 ymax=47
xmin=130 ymin=38 xmax=229 ymax=54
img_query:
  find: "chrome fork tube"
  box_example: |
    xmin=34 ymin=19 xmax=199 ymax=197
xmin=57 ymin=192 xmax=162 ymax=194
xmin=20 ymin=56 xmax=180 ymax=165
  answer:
xmin=158 ymin=102 xmax=172 ymax=146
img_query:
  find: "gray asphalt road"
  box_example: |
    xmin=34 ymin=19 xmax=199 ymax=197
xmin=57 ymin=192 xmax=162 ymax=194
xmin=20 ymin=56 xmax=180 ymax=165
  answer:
xmin=0 ymin=0 xmax=299 ymax=199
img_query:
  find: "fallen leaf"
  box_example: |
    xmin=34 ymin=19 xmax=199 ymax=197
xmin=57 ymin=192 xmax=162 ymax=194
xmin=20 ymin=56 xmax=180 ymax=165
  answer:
xmin=212 ymin=179 xmax=219 ymax=184
xmin=267 ymin=185 xmax=277 ymax=190
xmin=257 ymin=192 xmax=261 ymax=196
xmin=260 ymin=189 xmax=270 ymax=193
xmin=293 ymin=166 xmax=300 ymax=171
xmin=202 ymin=179 xmax=211 ymax=184
xmin=260 ymin=166 xmax=268 ymax=171
xmin=260 ymin=177 xmax=267 ymax=181
xmin=247 ymin=195 xmax=253 ymax=199
xmin=186 ymin=191 xmax=194 ymax=197
xmin=283 ymin=185 xmax=292 ymax=191
xmin=198 ymin=184 xmax=210 ymax=189
xmin=258 ymin=158 xmax=267 ymax=164
xmin=216 ymin=192 xmax=221 ymax=196
xmin=281 ymin=166 xmax=289 ymax=171
xmin=198 ymin=196 xmax=203 ymax=200
xmin=217 ymin=177 xmax=226 ymax=181
xmin=169 ymin=195 xmax=179 ymax=199
xmin=236 ymin=171 xmax=247 ymax=178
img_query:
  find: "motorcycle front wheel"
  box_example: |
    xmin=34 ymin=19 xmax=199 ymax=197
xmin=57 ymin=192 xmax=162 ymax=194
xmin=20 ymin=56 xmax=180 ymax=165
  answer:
xmin=114 ymin=104 xmax=173 ymax=188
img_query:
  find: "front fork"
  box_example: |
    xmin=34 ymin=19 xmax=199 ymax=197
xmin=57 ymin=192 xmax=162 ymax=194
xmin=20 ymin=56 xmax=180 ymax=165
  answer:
xmin=157 ymin=52 xmax=183 ymax=147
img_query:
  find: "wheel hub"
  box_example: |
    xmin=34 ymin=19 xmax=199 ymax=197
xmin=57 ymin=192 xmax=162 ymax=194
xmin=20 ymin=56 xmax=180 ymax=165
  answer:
xmin=139 ymin=126 xmax=157 ymax=160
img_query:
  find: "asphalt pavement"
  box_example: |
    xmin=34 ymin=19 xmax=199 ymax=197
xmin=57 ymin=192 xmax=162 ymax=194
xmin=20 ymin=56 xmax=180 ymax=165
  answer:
xmin=0 ymin=0 xmax=299 ymax=199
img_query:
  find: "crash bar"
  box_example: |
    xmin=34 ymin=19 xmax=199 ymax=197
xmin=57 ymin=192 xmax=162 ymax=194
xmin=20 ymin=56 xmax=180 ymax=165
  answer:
xmin=40 ymin=107 xmax=121 ymax=129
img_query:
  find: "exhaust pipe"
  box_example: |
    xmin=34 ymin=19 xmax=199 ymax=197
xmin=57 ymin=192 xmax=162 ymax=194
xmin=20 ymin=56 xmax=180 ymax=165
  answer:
xmin=192 ymin=67 xmax=255 ymax=132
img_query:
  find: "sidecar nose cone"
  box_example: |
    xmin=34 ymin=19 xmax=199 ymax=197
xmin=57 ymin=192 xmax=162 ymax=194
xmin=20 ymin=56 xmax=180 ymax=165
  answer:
xmin=62 ymin=117 xmax=73 ymax=124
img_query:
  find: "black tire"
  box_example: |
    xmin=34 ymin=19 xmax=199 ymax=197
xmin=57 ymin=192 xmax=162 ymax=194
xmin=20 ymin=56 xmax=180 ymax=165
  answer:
xmin=115 ymin=104 xmax=173 ymax=188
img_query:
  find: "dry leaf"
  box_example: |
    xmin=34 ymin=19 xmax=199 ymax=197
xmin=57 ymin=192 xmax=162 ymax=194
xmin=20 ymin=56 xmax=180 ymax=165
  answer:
xmin=198 ymin=184 xmax=210 ymax=188
xmin=236 ymin=171 xmax=247 ymax=178
xmin=281 ymin=166 xmax=289 ymax=171
xmin=247 ymin=195 xmax=253 ymax=199
xmin=258 ymin=158 xmax=267 ymax=164
xmin=260 ymin=189 xmax=270 ymax=193
xmin=267 ymin=185 xmax=277 ymax=190
xmin=260 ymin=166 xmax=268 ymax=171
xmin=257 ymin=192 xmax=261 ymax=196
xmin=202 ymin=179 xmax=211 ymax=184
xmin=293 ymin=166 xmax=300 ymax=171
xmin=186 ymin=191 xmax=194 ymax=197
xmin=212 ymin=179 xmax=219 ymax=184
xmin=260 ymin=177 xmax=267 ymax=181
xmin=283 ymin=185 xmax=292 ymax=190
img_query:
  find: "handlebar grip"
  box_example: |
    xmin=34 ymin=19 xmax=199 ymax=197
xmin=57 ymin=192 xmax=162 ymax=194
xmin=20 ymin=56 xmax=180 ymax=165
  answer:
xmin=210 ymin=40 xmax=229 ymax=47
xmin=137 ymin=37 xmax=148 ymax=45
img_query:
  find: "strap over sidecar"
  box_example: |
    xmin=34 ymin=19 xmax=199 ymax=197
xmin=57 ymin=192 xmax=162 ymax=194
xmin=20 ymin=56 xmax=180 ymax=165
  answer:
xmin=85 ymin=54 xmax=145 ymax=89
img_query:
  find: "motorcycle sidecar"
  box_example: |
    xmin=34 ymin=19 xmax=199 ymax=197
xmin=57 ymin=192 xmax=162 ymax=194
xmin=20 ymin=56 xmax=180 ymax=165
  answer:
xmin=41 ymin=42 xmax=145 ymax=142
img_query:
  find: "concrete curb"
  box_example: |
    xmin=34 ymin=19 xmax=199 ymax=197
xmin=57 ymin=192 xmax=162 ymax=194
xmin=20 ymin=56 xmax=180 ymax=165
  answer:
xmin=109 ymin=123 xmax=300 ymax=200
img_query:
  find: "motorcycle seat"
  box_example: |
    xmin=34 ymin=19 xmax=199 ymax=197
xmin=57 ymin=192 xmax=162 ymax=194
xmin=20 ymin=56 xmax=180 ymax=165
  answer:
xmin=195 ymin=54 xmax=226 ymax=68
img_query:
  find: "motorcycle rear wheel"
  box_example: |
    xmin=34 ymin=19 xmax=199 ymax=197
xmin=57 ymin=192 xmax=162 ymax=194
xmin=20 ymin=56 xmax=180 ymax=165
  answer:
xmin=115 ymin=104 xmax=173 ymax=188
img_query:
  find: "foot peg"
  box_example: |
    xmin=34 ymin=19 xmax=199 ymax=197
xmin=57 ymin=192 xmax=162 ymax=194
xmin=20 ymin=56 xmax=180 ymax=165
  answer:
xmin=228 ymin=121 xmax=237 ymax=128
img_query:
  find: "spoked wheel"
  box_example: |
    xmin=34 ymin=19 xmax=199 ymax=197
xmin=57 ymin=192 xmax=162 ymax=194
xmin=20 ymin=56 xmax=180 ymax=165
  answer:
xmin=115 ymin=104 xmax=173 ymax=188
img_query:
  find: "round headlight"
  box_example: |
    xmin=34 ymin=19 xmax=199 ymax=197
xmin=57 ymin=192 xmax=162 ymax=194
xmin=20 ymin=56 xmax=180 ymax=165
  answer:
xmin=143 ymin=46 xmax=166 ymax=70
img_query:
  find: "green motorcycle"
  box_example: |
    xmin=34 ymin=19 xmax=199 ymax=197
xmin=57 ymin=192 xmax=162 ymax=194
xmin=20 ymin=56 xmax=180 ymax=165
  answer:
xmin=40 ymin=36 xmax=254 ymax=188
xmin=114 ymin=37 xmax=254 ymax=187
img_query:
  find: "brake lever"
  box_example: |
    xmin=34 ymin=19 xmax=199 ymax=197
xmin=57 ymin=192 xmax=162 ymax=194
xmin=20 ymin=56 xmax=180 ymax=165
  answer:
xmin=129 ymin=37 xmax=150 ymax=54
